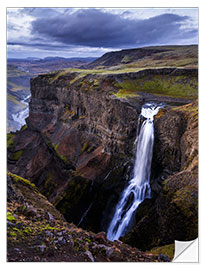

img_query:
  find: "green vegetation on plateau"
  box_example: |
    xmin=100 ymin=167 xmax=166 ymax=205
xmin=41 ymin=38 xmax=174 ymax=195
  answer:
xmin=49 ymin=67 xmax=197 ymax=100
xmin=49 ymin=67 xmax=145 ymax=84
xmin=113 ymin=74 xmax=198 ymax=99
xmin=44 ymin=46 xmax=198 ymax=101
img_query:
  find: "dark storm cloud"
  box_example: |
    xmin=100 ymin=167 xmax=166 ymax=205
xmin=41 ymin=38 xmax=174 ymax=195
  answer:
xmin=31 ymin=9 xmax=197 ymax=49
xmin=7 ymin=41 xmax=73 ymax=51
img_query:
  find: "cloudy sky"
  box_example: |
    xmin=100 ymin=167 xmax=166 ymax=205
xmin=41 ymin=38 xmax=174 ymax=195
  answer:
xmin=7 ymin=8 xmax=198 ymax=59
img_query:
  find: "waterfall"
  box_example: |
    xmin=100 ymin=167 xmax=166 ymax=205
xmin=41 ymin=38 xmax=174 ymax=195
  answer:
xmin=107 ymin=103 xmax=161 ymax=241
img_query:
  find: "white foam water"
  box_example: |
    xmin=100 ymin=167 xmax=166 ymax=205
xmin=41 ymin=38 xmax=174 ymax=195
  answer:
xmin=107 ymin=103 xmax=161 ymax=241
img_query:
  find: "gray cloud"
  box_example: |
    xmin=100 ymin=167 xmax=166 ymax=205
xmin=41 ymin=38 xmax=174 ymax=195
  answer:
xmin=31 ymin=9 xmax=197 ymax=49
xmin=7 ymin=41 xmax=73 ymax=51
xmin=20 ymin=7 xmax=65 ymax=18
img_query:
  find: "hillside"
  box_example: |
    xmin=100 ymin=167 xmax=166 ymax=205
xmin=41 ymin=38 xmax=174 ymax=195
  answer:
xmin=8 ymin=57 xmax=97 ymax=74
xmin=7 ymin=171 xmax=170 ymax=262
xmin=86 ymin=45 xmax=198 ymax=69
xmin=7 ymin=65 xmax=33 ymax=132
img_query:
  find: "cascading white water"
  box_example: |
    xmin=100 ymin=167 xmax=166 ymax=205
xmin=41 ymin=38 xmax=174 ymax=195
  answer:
xmin=107 ymin=103 xmax=161 ymax=241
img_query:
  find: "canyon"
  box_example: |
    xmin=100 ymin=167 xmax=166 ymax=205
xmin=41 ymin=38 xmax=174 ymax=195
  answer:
xmin=7 ymin=45 xmax=198 ymax=261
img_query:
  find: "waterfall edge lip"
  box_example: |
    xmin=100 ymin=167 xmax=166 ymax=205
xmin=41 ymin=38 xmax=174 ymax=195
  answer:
xmin=141 ymin=102 xmax=164 ymax=120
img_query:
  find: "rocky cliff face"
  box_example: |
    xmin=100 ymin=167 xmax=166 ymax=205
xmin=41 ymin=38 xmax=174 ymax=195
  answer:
xmin=7 ymin=67 xmax=198 ymax=253
xmin=8 ymin=69 xmax=142 ymax=231
xmin=122 ymin=101 xmax=198 ymax=250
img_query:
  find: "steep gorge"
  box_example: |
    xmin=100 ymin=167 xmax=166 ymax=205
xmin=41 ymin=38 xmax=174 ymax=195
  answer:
xmin=7 ymin=67 xmax=198 ymax=253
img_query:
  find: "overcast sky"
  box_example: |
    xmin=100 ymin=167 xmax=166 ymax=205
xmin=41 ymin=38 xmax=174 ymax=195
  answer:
xmin=7 ymin=8 xmax=198 ymax=59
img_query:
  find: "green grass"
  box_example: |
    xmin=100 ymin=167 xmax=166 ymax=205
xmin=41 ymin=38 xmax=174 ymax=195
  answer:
xmin=9 ymin=150 xmax=23 ymax=161
xmin=7 ymin=212 xmax=16 ymax=222
xmin=49 ymin=67 xmax=146 ymax=84
xmin=149 ymin=244 xmax=175 ymax=259
xmin=121 ymin=55 xmax=133 ymax=63
xmin=7 ymin=133 xmax=15 ymax=148
xmin=8 ymin=172 xmax=36 ymax=188
xmin=113 ymin=89 xmax=138 ymax=99
xmin=114 ymin=75 xmax=198 ymax=99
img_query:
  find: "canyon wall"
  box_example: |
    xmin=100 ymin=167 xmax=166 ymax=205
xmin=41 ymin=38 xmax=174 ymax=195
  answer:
xmin=7 ymin=68 xmax=198 ymax=249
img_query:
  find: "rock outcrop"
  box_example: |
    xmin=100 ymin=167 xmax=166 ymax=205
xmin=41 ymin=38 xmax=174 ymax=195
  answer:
xmin=7 ymin=171 xmax=170 ymax=262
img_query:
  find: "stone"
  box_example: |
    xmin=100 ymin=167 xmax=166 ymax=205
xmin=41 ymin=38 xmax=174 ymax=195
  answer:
xmin=84 ymin=250 xmax=94 ymax=262
xmin=37 ymin=245 xmax=47 ymax=253
xmin=47 ymin=212 xmax=54 ymax=222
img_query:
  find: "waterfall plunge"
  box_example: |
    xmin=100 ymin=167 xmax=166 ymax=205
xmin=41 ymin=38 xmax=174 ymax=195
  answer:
xmin=107 ymin=103 xmax=161 ymax=241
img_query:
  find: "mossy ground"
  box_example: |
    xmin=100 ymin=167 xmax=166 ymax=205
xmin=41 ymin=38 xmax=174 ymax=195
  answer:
xmin=148 ymin=244 xmax=175 ymax=260
xmin=7 ymin=172 xmax=164 ymax=262
xmin=8 ymin=171 xmax=36 ymax=188
xmin=48 ymin=66 xmax=197 ymax=101
xmin=113 ymin=75 xmax=197 ymax=99
xmin=49 ymin=67 xmax=146 ymax=84
xmin=7 ymin=133 xmax=24 ymax=162
xmin=7 ymin=133 xmax=15 ymax=148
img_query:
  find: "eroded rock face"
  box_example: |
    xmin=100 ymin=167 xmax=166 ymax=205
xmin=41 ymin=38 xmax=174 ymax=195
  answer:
xmin=122 ymin=102 xmax=198 ymax=250
xmin=8 ymin=71 xmax=142 ymax=231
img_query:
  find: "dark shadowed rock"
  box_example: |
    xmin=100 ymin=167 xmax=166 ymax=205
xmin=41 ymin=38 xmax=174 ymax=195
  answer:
xmin=122 ymin=102 xmax=198 ymax=250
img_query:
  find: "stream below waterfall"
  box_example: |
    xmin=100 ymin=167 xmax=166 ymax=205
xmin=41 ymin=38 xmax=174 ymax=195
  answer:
xmin=12 ymin=94 xmax=31 ymax=130
xmin=107 ymin=103 xmax=162 ymax=241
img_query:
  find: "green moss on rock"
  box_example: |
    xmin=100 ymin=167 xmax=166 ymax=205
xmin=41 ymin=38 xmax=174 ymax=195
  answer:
xmin=7 ymin=211 xmax=16 ymax=221
xmin=148 ymin=244 xmax=175 ymax=260
xmin=9 ymin=150 xmax=23 ymax=161
xmin=7 ymin=133 xmax=15 ymax=148
xmin=114 ymin=74 xmax=197 ymax=99
xmin=8 ymin=172 xmax=36 ymax=188
xmin=20 ymin=124 xmax=27 ymax=131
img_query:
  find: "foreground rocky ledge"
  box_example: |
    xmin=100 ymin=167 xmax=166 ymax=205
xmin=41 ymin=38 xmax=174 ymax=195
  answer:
xmin=7 ymin=172 xmax=171 ymax=262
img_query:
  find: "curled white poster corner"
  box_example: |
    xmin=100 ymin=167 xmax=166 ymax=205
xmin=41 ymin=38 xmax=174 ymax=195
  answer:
xmin=172 ymin=238 xmax=198 ymax=262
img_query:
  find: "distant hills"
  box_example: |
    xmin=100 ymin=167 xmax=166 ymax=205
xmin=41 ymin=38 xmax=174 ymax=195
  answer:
xmin=7 ymin=56 xmax=97 ymax=64
xmin=86 ymin=45 xmax=198 ymax=69
xmin=7 ymin=56 xmax=97 ymax=74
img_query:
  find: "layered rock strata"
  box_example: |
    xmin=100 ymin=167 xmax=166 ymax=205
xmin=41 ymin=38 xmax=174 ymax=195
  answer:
xmin=7 ymin=68 xmax=198 ymax=249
